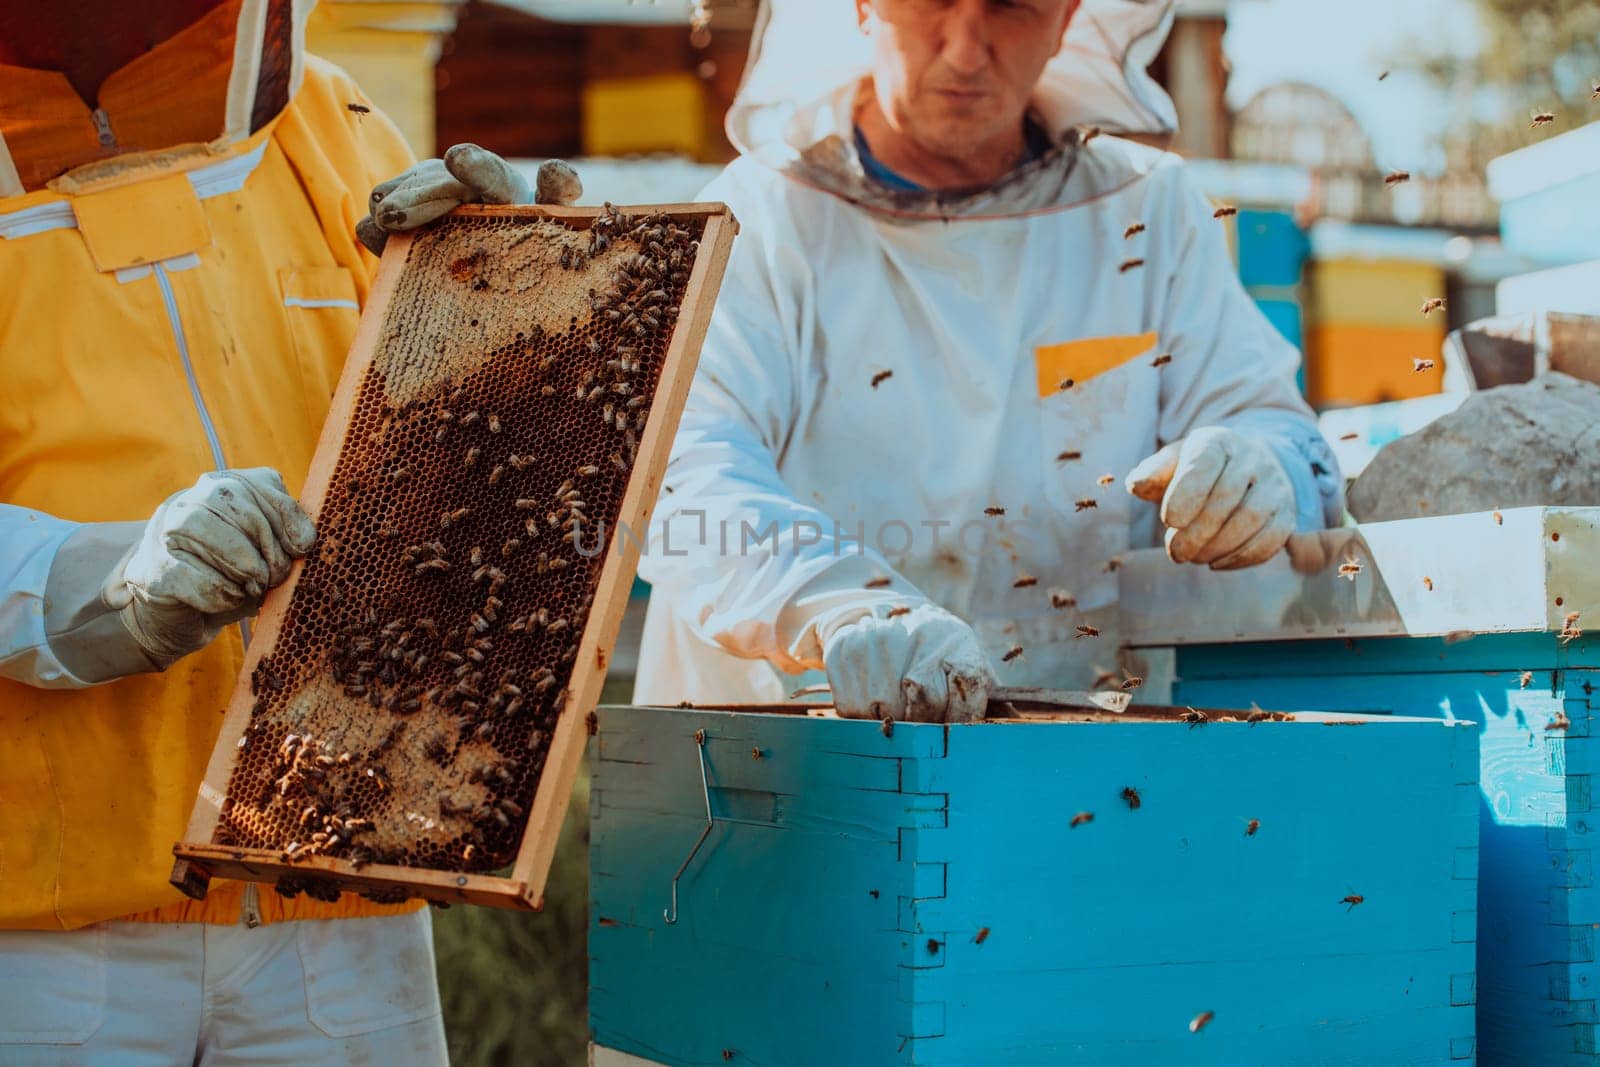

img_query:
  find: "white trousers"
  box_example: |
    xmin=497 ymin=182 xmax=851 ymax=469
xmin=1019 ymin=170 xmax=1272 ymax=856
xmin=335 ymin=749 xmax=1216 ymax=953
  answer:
xmin=0 ymin=909 xmax=447 ymax=1066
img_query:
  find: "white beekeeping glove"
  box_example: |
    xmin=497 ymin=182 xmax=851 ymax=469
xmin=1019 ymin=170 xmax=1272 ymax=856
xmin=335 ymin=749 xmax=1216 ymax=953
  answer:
xmin=1125 ymin=425 xmax=1297 ymax=570
xmin=357 ymin=145 xmax=582 ymax=254
xmin=44 ymin=468 xmax=316 ymax=682
xmin=820 ymin=602 xmax=995 ymax=723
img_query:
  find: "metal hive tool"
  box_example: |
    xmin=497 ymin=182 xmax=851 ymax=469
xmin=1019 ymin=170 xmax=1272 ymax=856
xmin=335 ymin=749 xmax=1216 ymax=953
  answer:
xmin=171 ymin=202 xmax=738 ymax=910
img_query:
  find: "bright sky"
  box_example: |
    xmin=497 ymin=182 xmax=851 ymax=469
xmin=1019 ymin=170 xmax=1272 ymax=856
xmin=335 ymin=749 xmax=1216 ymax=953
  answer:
xmin=1223 ymin=0 xmax=1485 ymax=172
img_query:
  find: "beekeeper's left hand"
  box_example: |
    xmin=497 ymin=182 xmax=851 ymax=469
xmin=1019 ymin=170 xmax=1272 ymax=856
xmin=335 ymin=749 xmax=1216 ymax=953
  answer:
xmin=1125 ymin=426 xmax=1296 ymax=570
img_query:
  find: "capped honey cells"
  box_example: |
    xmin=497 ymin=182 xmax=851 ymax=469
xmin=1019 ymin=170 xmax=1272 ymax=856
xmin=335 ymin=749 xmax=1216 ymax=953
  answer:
xmin=214 ymin=206 xmax=706 ymax=899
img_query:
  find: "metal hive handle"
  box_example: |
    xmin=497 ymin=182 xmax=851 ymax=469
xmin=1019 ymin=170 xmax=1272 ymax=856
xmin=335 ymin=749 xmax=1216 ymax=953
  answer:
xmin=663 ymin=727 xmax=714 ymax=925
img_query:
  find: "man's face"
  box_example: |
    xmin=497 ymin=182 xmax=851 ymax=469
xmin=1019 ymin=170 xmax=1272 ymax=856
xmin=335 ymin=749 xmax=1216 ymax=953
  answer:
xmin=857 ymin=0 xmax=1079 ymax=158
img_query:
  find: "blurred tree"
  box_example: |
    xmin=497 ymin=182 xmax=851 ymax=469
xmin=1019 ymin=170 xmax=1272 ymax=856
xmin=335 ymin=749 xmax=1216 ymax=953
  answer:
xmin=1410 ymin=0 xmax=1599 ymax=163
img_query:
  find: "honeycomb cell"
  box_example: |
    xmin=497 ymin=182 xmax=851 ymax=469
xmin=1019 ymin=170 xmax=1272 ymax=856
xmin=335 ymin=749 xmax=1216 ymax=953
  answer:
xmin=215 ymin=207 xmax=706 ymax=890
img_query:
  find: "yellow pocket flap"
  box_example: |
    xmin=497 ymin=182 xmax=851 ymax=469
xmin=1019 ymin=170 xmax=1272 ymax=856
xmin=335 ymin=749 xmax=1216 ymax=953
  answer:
xmin=279 ymin=267 xmax=359 ymax=310
xmin=1035 ymin=331 xmax=1158 ymax=397
xmin=73 ymin=173 xmax=211 ymax=273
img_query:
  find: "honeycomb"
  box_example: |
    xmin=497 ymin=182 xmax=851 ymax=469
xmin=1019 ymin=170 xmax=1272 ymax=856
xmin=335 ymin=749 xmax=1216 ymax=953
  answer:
xmin=215 ymin=206 xmax=704 ymax=891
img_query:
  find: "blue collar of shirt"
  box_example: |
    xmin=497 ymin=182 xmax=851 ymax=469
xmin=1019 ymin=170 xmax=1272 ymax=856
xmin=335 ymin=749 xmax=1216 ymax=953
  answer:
xmin=854 ymin=116 xmax=1055 ymax=193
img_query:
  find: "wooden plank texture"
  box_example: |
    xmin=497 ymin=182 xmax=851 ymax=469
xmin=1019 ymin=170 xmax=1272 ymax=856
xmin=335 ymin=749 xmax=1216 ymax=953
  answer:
xmin=172 ymin=202 xmax=737 ymax=910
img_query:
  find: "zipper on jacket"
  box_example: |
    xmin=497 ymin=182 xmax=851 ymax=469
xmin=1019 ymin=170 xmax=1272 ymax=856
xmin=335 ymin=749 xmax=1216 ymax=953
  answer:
xmin=241 ymin=881 xmax=262 ymax=928
xmin=152 ymin=261 xmax=252 ymax=647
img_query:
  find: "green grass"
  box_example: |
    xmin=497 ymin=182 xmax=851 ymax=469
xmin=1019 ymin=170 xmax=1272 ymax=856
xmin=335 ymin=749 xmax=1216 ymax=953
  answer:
xmin=432 ymin=677 xmax=631 ymax=1065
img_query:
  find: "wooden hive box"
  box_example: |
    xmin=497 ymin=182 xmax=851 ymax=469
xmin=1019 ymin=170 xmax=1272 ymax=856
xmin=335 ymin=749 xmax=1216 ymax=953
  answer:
xmin=170 ymin=202 xmax=737 ymax=910
xmin=587 ymin=702 xmax=1478 ymax=1065
xmin=1120 ymin=506 xmax=1600 ymax=1064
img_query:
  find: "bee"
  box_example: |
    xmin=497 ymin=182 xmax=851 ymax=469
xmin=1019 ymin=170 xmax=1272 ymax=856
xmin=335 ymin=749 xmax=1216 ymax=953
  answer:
xmin=462 ymin=844 xmax=477 ymax=862
xmin=1120 ymin=676 xmax=1143 ymax=691
xmin=488 ymin=464 xmax=506 ymax=485
xmin=1058 ymin=378 xmax=1075 ymax=392
xmin=1548 ymin=710 xmax=1572 ymax=731
xmin=1075 ymin=625 xmax=1100 ymax=638
xmin=1423 ymin=576 xmax=1434 ymax=591
xmin=870 ymin=370 xmax=894 ymax=388
xmin=1378 ymin=70 xmax=1390 ymax=81
xmin=974 ymin=927 xmax=990 ymax=945
xmin=1420 ymin=297 xmax=1446 ymax=316
xmin=346 ymin=102 xmax=371 ymax=115
xmin=1181 ymin=708 xmax=1208 ymax=726
xmin=1120 ymin=786 xmax=1141 ymax=810
xmin=1151 ymin=352 xmax=1172 ymax=368
xmin=1384 ymin=170 xmax=1410 ymax=186
xmin=1189 ymin=1010 xmax=1214 ymax=1033
xmin=886 ymin=605 xmax=911 ymax=619
xmin=460 ymin=411 xmax=481 ymax=427
xmin=1338 ymin=432 xmax=1359 ymax=441
xmin=1013 ymin=574 xmax=1037 ymax=588
xmin=1338 ymin=560 xmax=1362 ymax=580
xmin=389 ymin=466 xmax=411 ymax=483
xmin=1341 ymin=893 xmax=1364 ymax=911
xmin=1413 ymin=358 xmax=1435 ymax=372
xmin=1075 ymin=499 xmax=1098 ymax=512
xmin=1097 ymin=474 xmax=1115 ymax=487
xmin=1069 ymin=811 xmax=1094 ymax=828
xmin=1520 ymin=670 xmax=1534 ymax=689
xmin=366 ymin=767 xmax=391 ymax=791
xmin=1002 ymin=645 xmax=1024 ymax=662
xmin=1123 ymin=222 xmax=1145 ymax=240
xmin=1530 ymin=110 xmax=1555 ymax=128
xmin=864 ymin=576 xmax=892 ymax=589
xmin=1212 ymin=204 xmax=1237 ymax=219
xmin=1493 ymin=511 xmax=1503 ymax=526
xmin=1245 ymin=818 xmax=1260 ymax=836
xmin=414 ymin=558 xmax=450 ymax=575
xmin=488 ymin=414 xmax=502 ymax=434
xmin=1056 ymin=449 xmax=1082 ymax=463
xmin=984 ymin=505 xmax=1005 ymax=516
xmin=880 ymin=716 xmax=894 ymax=737
xmin=1050 ymin=591 xmax=1076 ymax=610
xmin=1594 ymin=83 xmax=1600 ymax=100
xmin=463 ymin=447 xmax=481 ymax=468
xmin=1118 ymin=258 xmax=1144 ymax=274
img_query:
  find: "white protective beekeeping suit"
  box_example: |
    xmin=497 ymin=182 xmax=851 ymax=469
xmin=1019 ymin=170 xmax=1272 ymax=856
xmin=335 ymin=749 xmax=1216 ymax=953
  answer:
xmin=633 ymin=0 xmax=1342 ymax=707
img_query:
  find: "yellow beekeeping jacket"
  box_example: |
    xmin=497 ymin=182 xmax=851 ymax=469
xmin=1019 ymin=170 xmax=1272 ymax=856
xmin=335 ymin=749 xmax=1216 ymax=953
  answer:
xmin=0 ymin=3 xmax=426 ymax=928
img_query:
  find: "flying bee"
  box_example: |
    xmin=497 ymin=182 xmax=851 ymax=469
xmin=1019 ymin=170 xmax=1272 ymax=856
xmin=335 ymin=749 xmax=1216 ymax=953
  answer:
xmin=984 ymin=505 xmax=1005 ymax=516
xmin=1244 ymin=818 xmax=1260 ymax=836
xmin=886 ymin=605 xmax=911 ymax=619
xmin=1121 ymin=786 xmax=1141 ymax=810
xmin=1069 ymin=811 xmax=1094 ymax=828
xmin=1530 ymin=109 xmax=1555 ymax=128
xmin=1413 ymin=358 xmax=1435 ymax=372
xmin=1520 ymin=670 xmax=1534 ymax=689
xmin=1493 ymin=511 xmax=1503 ymax=525
xmin=1384 ymin=170 xmax=1410 ymax=186
xmin=346 ymin=102 xmax=371 ymax=115
xmin=1548 ymin=710 xmax=1572 ymax=731
xmin=1212 ymin=204 xmax=1237 ymax=218
xmin=1075 ymin=499 xmax=1098 ymax=512
xmin=1181 ymin=708 xmax=1208 ymax=726
xmin=1056 ymin=450 xmax=1082 ymax=463
xmin=1118 ymin=258 xmax=1144 ymax=274
xmin=1123 ymin=222 xmax=1145 ymax=240
xmin=1423 ymin=576 xmax=1433 ymax=590
xmin=1075 ymin=625 xmax=1100 ymax=638
xmin=1420 ymin=297 xmax=1446 ymax=316
xmin=1378 ymin=70 xmax=1390 ymax=81
xmin=1058 ymin=378 xmax=1075 ymax=391
xmin=1002 ymin=645 xmax=1024 ymax=662
xmin=1050 ymin=591 xmax=1076 ymax=610
xmin=1151 ymin=352 xmax=1172 ymax=368
xmin=1012 ymin=574 xmax=1038 ymax=588
xmin=1338 ymin=560 xmax=1362 ymax=580
xmin=1341 ymin=893 xmax=1364 ymax=911
xmin=1189 ymin=1011 xmax=1214 ymax=1034
xmin=864 ymin=576 xmax=892 ymax=589
xmin=1097 ymin=474 xmax=1115 ymax=487
xmin=1120 ymin=676 xmax=1143 ymax=691
xmin=1339 ymin=432 xmax=1359 ymax=441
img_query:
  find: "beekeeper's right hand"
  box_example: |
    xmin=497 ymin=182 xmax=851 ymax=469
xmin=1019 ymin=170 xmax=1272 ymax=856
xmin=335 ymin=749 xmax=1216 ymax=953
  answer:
xmin=820 ymin=602 xmax=995 ymax=723
xmin=46 ymin=469 xmax=316 ymax=683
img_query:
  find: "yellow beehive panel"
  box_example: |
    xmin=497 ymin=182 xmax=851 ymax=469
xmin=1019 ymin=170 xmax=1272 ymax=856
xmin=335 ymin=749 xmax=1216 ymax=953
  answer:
xmin=583 ymin=73 xmax=707 ymax=159
xmin=1306 ymin=323 xmax=1443 ymax=407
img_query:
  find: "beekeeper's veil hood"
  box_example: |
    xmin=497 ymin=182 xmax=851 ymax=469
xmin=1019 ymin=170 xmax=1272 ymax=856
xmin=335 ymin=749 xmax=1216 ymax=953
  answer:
xmin=725 ymin=0 xmax=1178 ymax=216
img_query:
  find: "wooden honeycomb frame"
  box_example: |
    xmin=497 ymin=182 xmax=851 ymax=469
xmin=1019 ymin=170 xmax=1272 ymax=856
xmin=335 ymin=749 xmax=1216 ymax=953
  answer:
xmin=171 ymin=202 xmax=737 ymax=910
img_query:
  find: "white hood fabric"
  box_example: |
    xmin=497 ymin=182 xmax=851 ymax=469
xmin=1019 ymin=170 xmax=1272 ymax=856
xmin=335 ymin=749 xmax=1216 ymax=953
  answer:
xmin=630 ymin=1 xmax=1342 ymax=708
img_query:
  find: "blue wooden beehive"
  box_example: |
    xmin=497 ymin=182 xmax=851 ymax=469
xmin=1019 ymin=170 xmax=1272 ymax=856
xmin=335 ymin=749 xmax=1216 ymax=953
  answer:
xmin=588 ymin=702 xmax=1478 ymax=1065
xmin=1120 ymin=506 xmax=1600 ymax=1065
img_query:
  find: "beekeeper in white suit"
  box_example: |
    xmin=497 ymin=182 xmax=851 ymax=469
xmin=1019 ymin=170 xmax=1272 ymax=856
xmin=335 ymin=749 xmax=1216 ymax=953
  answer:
xmin=633 ymin=0 xmax=1342 ymax=722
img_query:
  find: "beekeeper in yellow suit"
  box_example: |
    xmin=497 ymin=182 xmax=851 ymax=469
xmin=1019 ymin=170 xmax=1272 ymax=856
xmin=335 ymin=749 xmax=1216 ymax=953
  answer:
xmin=632 ymin=0 xmax=1344 ymax=721
xmin=0 ymin=3 xmax=573 ymax=1061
